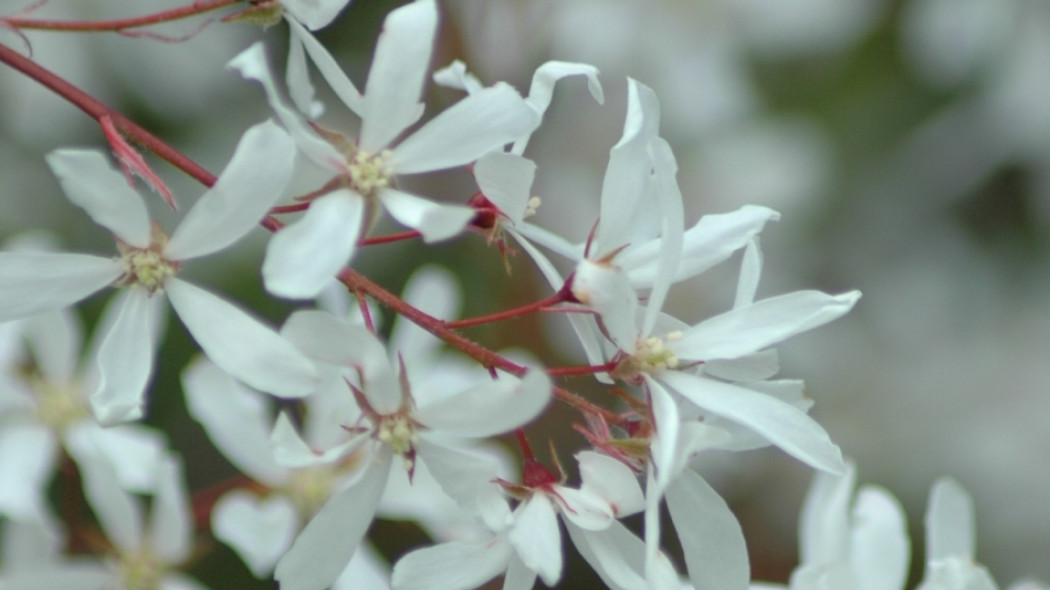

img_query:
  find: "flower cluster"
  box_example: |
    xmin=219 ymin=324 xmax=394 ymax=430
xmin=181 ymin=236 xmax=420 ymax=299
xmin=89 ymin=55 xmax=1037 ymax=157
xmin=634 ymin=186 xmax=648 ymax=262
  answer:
xmin=0 ymin=1 xmax=1045 ymax=590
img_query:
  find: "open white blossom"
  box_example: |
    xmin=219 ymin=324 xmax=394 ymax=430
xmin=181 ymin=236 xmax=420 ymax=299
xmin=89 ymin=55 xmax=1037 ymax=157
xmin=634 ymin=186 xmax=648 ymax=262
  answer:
xmin=0 ymin=121 xmax=318 ymax=425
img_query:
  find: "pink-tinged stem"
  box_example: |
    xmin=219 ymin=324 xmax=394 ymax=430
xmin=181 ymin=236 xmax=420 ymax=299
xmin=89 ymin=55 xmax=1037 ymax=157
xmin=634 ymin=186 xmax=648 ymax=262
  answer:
xmin=3 ymin=0 xmax=240 ymax=32
xmin=546 ymin=361 xmax=619 ymax=377
xmin=445 ymin=285 xmax=572 ymax=329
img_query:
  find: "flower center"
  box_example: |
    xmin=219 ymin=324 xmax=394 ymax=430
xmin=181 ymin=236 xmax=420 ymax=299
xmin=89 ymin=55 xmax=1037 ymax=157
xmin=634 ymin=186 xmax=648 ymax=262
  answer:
xmin=376 ymin=413 xmax=417 ymax=457
xmin=347 ymin=149 xmax=394 ymax=198
xmin=118 ymin=247 xmax=176 ymax=294
xmin=284 ymin=466 xmax=336 ymax=517
xmin=523 ymin=196 xmax=542 ymax=219
xmin=30 ymin=377 xmax=88 ymax=432
xmin=614 ymin=331 xmax=683 ymax=381
xmin=116 ymin=548 xmax=165 ymax=590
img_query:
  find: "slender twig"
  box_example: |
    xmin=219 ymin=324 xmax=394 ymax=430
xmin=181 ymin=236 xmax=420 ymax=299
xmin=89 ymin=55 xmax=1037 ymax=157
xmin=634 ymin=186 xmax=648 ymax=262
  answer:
xmin=546 ymin=361 xmax=618 ymax=377
xmin=445 ymin=287 xmax=572 ymax=329
xmin=3 ymin=0 xmax=240 ymax=32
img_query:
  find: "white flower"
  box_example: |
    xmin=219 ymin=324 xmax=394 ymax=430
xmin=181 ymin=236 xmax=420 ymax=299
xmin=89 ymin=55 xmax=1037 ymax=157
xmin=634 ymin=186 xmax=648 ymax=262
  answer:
xmin=268 ymin=319 xmax=550 ymax=590
xmin=230 ymin=0 xmax=541 ymax=299
xmin=918 ymin=478 xmax=999 ymax=590
xmin=0 ymin=121 xmax=318 ymax=425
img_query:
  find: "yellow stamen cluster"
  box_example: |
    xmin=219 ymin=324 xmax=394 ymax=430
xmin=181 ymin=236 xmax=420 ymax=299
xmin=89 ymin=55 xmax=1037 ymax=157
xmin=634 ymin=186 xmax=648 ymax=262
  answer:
xmin=376 ymin=414 xmax=417 ymax=456
xmin=117 ymin=548 xmax=164 ymax=590
xmin=285 ymin=467 xmax=336 ymax=517
xmin=119 ymin=248 xmax=176 ymax=294
xmin=524 ymin=196 xmax=542 ymax=219
xmin=635 ymin=333 xmax=682 ymax=372
xmin=348 ymin=149 xmax=394 ymax=198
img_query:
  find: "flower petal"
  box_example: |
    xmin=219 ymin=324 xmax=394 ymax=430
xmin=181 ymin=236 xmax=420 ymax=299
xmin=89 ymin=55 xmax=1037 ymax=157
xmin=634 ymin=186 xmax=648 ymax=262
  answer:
xmin=285 ymin=18 xmax=364 ymax=114
xmin=212 ymin=491 xmax=299 ymax=577
xmin=64 ymin=426 xmax=143 ymax=553
xmin=23 ymin=308 xmax=83 ymax=383
xmin=671 ymin=290 xmax=862 ymax=361
xmin=576 ymin=451 xmax=645 ymax=518
xmin=391 ymin=537 xmax=512 ymax=590
xmin=262 ymin=190 xmax=364 ymax=299
xmin=85 ymin=425 xmax=168 ymax=493
xmin=0 ymin=424 xmax=58 ymax=523
xmin=275 ymin=448 xmax=392 ymax=590
xmin=359 ymin=0 xmax=436 ymax=152
xmin=164 ymin=121 xmax=296 ymax=261
xmin=413 ymin=437 xmax=505 ymax=516
xmin=851 ymin=486 xmax=910 ymax=590
xmin=282 ymin=0 xmax=349 ymax=30
xmin=91 ymin=289 xmax=160 ymax=426
xmin=508 ymin=495 xmax=563 ymax=586
xmin=166 ymin=278 xmax=318 ymax=398
xmin=391 ymin=83 xmax=540 ymax=175
xmin=798 ymin=462 xmax=855 ymax=565
xmin=182 ymin=356 xmax=287 ymax=484
xmin=666 ymin=468 xmax=750 ymax=590
xmin=379 ymin=188 xmax=474 ymax=243
xmin=473 ymin=153 xmax=536 ymax=226
xmin=285 ymin=29 xmax=324 ymax=118
xmin=0 ymin=252 xmax=122 ymax=322
xmin=45 ymin=149 xmax=151 ymax=248
xmin=270 ymin=411 xmax=368 ymax=468
xmin=414 ymin=370 xmax=550 ymax=437
xmin=571 ymin=259 xmax=639 ymax=354
xmin=659 ymin=372 xmax=845 ymax=473
xmin=925 ymin=478 xmax=977 ymax=562
xmin=150 ymin=455 xmax=193 ymax=563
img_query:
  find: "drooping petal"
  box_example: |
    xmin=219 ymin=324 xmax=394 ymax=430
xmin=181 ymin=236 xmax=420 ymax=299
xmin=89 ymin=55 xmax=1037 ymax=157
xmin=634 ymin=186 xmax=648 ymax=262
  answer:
xmin=576 ymin=451 xmax=645 ymax=519
xmin=798 ymin=462 xmax=855 ymax=565
xmin=212 ymin=491 xmax=299 ymax=578
xmin=925 ymin=478 xmax=977 ymax=562
xmin=262 ymin=190 xmax=364 ymax=299
xmin=508 ymin=495 xmax=563 ymax=587
xmin=45 ymin=149 xmax=151 ymax=248
xmin=359 ymin=0 xmax=436 ymax=153
xmin=666 ymin=468 xmax=750 ymax=590
xmin=285 ymin=28 xmax=323 ymax=118
xmin=64 ymin=427 xmax=143 ymax=553
xmin=282 ymin=0 xmax=350 ymax=30
xmin=571 ymin=259 xmax=639 ymax=354
xmin=414 ymin=370 xmax=550 ymax=437
xmin=641 ymin=137 xmax=685 ymax=338
xmin=90 ymin=289 xmax=159 ymax=426
xmin=228 ymin=42 xmax=345 ymax=172
xmin=285 ymin=18 xmax=364 ymax=114
xmin=512 ymin=61 xmax=604 ymax=154
xmin=392 ymin=84 xmax=540 ymax=175
xmin=150 ymin=454 xmax=193 ymax=564
xmin=181 ymin=357 xmax=286 ymax=485
xmin=0 ymin=252 xmax=122 ymax=322
xmin=671 ymin=290 xmax=862 ymax=361
xmin=391 ymin=537 xmax=512 ymax=590
xmin=270 ymin=411 xmax=369 ymax=468
xmin=275 ymin=448 xmax=392 ymax=590
xmin=473 ymin=153 xmax=537 ymax=226
xmin=164 ymin=121 xmax=296 ymax=261
xmin=0 ymin=424 xmax=58 ymax=523
xmin=659 ymin=372 xmax=845 ymax=473
xmin=166 ymin=278 xmax=318 ymax=398
xmin=379 ymin=188 xmax=474 ymax=243
xmin=852 ymin=486 xmax=910 ymax=590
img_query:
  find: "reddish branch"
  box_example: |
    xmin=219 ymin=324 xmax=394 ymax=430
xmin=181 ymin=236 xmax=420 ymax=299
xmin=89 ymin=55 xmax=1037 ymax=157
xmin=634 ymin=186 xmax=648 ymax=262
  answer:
xmin=3 ymin=0 xmax=240 ymax=32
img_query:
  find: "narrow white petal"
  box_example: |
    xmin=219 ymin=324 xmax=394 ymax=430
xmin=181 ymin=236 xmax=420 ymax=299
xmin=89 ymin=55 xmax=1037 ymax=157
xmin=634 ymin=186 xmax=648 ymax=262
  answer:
xmin=666 ymin=468 xmax=750 ymax=590
xmin=502 ymin=555 xmax=538 ymax=590
xmin=566 ymin=520 xmax=673 ymax=590
xmin=576 ymin=451 xmax=645 ymax=518
xmin=508 ymin=495 xmax=563 ymax=586
xmin=275 ymin=449 xmax=392 ymax=590
xmin=64 ymin=427 xmax=143 ymax=552
xmin=181 ymin=356 xmax=286 ymax=484
xmin=90 ymin=289 xmax=159 ymax=426
xmin=380 ymin=188 xmax=474 ymax=243
xmin=271 ymin=411 xmax=368 ymax=468
xmin=263 ymin=190 xmax=364 ymax=299
xmin=644 ymin=376 xmax=681 ymax=492
xmin=166 ymin=278 xmax=318 ymax=397
xmin=852 ymin=486 xmax=910 ymax=590
xmin=414 ymin=370 xmax=550 ymax=437
xmin=150 ymin=455 xmax=193 ymax=563
xmin=86 ymin=425 xmax=167 ymax=493
xmin=641 ymin=137 xmax=685 ymax=340
xmin=672 ymin=290 xmax=862 ymax=361
xmin=474 ymin=153 xmax=537 ymax=225
xmin=431 ymin=60 xmax=483 ymax=94
xmin=212 ymin=491 xmax=299 ymax=577
xmin=735 ymin=238 xmax=764 ymax=308
xmin=413 ymin=437 xmax=503 ymax=512
xmin=0 ymin=424 xmax=58 ymax=522
xmin=659 ymin=372 xmax=845 ymax=473
xmin=798 ymin=462 xmax=855 ymax=565
xmin=389 ymin=265 xmax=461 ymax=368
xmin=571 ymin=259 xmax=639 ymax=354
xmin=45 ymin=149 xmax=151 ymax=247
xmin=391 ymin=537 xmax=512 ymax=590
xmin=23 ymin=309 xmax=83 ymax=383
xmin=282 ymin=0 xmax=349 ymax=30
xmin=925 ymin=478 xmax=977 ymax=562
xmin=0 ymin=252 xmax=121 ymax=322
xmin=359 ymin=0 xmax=436 ymax=152
xmin=165 ymin=121 xmax=296 ymax=261
xmin=285 ymin=18 xmax=364 ymax=114
xmin=334 ymin=543 xmax=392 ymax=590
xmin=228 ymin=42 xmax=345 ymax=171
xmin=392 ymin=84 xmax=540 ymax=175
xmin=524 ymin=61 xmax=604 ymax=119
xmin=285 ymin=29 xmax=324 ymax=118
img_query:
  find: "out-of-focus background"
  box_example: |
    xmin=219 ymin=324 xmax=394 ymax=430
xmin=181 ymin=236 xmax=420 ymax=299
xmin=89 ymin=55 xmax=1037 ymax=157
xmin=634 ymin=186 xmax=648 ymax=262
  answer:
xmin=2 ymin=0 xmax=1048 ymax=586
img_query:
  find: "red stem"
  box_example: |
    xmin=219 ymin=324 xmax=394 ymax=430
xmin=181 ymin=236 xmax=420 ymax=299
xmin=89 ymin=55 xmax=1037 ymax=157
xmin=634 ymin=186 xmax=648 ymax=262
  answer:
xmin=3 ymin=0 xmax=240 ymax=32
xmin=359 ymin=230 xmax=420 ymax=246
xmin=546 ymin=360 xmax=619 ymax=377
xmin=446 ymin=286 xmax=571 ymax=329
xmin=0 ymin=43 xmax=626 ymax=426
